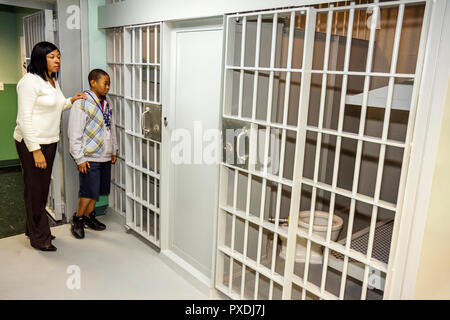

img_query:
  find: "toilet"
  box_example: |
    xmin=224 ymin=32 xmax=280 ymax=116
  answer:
xmin=278 ymin=210 xmax=344 ymax=264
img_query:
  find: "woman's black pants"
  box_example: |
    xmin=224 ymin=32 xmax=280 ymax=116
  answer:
xmin=15 ymin=139 xmax=57 ymax=248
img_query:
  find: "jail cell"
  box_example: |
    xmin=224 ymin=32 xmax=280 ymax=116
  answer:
xmin=216 ymin=0 xmax=429 ymax=300
xmin=107 ymin=23 xmax=162 ymax=247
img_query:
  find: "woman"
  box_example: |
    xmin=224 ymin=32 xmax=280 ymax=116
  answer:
xmin=14 ymin=41 xmax=86 ymax=252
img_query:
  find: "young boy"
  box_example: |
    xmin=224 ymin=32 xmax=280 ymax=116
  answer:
xmin=68 ymin=69 xmax=118 ymax=239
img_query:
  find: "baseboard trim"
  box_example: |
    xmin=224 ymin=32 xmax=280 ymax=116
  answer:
xmin=0 ymin=159 xmax=20 ymax=168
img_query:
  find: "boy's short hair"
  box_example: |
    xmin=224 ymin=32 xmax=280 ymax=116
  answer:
xmin=88 ymin=69 xmax=109 ymax=85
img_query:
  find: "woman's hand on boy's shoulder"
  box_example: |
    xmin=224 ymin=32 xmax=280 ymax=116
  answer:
xmin=71 ymin=92 xmax=87 ymax=104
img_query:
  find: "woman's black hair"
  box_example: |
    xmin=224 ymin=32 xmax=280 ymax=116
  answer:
xmin=27 ymin=41 xmax=60 ymax=81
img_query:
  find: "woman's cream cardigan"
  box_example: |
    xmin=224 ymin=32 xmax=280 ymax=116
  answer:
xmin=14 ymin=73 xmax=72 ymax=152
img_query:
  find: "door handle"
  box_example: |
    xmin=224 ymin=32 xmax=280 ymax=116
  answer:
xmin=141 ymin=107 xmax=151 ymax=135
xmin=236 ymin=128 xmax=248 ymax=163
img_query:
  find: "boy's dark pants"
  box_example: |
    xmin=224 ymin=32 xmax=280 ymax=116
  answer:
xmin=79 ymin=161 xmax=111 ymax=200
xmin=15 ymin=139 xmax=57 ymax=248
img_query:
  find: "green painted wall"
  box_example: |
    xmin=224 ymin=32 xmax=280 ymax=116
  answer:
xmin=0 ymin=84 xmax=19 ymax=165
xmin=0 ymin=10 xmax=22 ymax=164
xmin=0 ymin=11 xmax=21 ymax=83
xmin=88 ymin=0 xmax=107 ymax=71
xmin=88 ymin=0 xmax=110 ymax=210
xmin=88 ymin=1 xmax=110 ymax=211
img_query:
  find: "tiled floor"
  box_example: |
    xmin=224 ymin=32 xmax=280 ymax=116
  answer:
xmin=0 ymin=209 xmax=212 ymax=300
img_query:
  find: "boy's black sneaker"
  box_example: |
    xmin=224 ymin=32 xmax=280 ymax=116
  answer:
xmin=83 ymin=212 xmax=106 ymax=231
xmin=71 ymin=214 xmax=85 ymax=239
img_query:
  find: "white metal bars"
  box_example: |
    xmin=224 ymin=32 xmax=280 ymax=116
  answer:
xmin=295 ymin=0 xmax=428 ymax=300
xmin=121 ymin=23 xmax=162 ymax=248
xmin=107 ymin=28 xmax=127 ymax=216
xmin=217 ymin=8 xmax=310 ymax=300
xmin=282 ymin=7 xmax=317 ymax=300
xmin=216 ymin=0 xmax=429 ymax=300
xmin=23 ymin=11 xmax=46 ymax=65
xmin=299 ymin=0 xmax=428 ymax=300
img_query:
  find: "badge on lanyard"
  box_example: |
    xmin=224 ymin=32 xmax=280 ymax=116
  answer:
xmin=101 ymin=100 xmax=111 ymax=132
xmin=86 ymin=91 xmax=110 ymax=130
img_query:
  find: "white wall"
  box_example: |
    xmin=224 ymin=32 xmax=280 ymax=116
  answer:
xmin=413 ymin=80 xmax=450 ymax=299
xmin=98 ymin=0 xmax=336 ymax=29
xmin=386 ymin=0 xmax=450 ymax=299
xmin=410 ymin=1 xmax=450 ymax=299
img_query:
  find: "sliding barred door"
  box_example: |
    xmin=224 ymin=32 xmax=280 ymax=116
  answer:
xmin=215 ymin=0 xmax=430 ymax=300
xmin=107 ymin=23 xmax=162 ymax=248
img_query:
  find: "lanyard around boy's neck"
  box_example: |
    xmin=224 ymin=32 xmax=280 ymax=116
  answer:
xmin=85 ymin=91 xmax=110 ymax=127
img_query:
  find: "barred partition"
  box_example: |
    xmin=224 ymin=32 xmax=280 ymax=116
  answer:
xmin=107 ymin=23 xmax=162 ymax=248
xmin=215 ymin=0 xmax=430 ymax=300
xmin=108 ymin=28 xmax=126 ymax=217
xmin=23 ymin=11 xmax=46 ymax=65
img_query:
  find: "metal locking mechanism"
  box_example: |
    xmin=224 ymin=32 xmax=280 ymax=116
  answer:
xmin=222 ymin=118 xmax=250 ymax=169
xmin=141 ymin=103 xmax=162 ymax=142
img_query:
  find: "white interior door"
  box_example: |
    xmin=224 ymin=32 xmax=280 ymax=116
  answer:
xmin=166 ymin=23 xmax=223 ymax=280
xmin=23 ymin=9 xmax=62 ymax=221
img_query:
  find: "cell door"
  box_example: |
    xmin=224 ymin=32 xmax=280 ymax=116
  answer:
xmin=215 ymin=0 xmax=430 ymax=300
xmin=23 ymin=10 xmax=62 ymax=221
xmin=107 ymin=23 xmax=162 ymax=248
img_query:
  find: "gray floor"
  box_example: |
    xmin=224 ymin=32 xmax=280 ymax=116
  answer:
xmin=0 ymin=209 xmax=212 ymax=300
